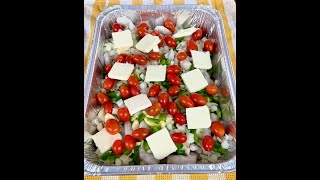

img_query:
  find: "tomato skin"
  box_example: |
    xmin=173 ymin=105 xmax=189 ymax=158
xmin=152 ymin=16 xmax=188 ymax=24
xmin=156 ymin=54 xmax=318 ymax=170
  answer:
xmin=148 ymin=52 xmax=162 ymax=61
xmin=112 ymin=23 xmax=123 ymax=32
xmin=226 ymin=122 xmax=236 ymax=137
xmin=133 ymin=54 xmax=148 ymax=65
xmin=130 ymin=86 xmax=141 ymax=96
xmin=192 ymin=29 xmax=203 ymax=41
xmin=97 ymin=92 xmax=110 ymax=105
xmin=115 ymin=54 xmax=126 ymax=63
xmin=112 ymin=140 xmax=124 ymax=155
xmin=158 ymin=93 xmax=169 ymax=108
xmin=202 ymin=135 xmax=214 ymax=151
xmin=179 ymin=95 xmax=194 ymax=108
xmin=167 ymin=102 xmax=178 ymax=115
xmin=125 ymin=55 xmax=135 ymax=64
xmin=164 ymin=16 xmax=175 ymax=26
xmin=137 ymin=22 xmax=149 ymax=30
xmin=128 ymin=76 xmax=139 ymax=87
xmin=220 ymin=87 xmax=230 ymax=97
xmin=186 ymin=40 xmax=198 ymax=55
xmin=206 ymin=84 xmax=219 ymax=96
xmin=137 ymin=27 xmax=148 ymax=38
xmin=167 ymin=73 xmax=181 ymax=86
xmin=120 ymin=86 xmax=131 ymax=99
xmin=105 ymin=119 xmax=120 ymax=135
xmin=174 ymin=113 xmax=187 ymax=125
xmin=147 ymin=102 xmax=162 ymax=116
xmin=164 ymin=22 xmax=175 ymax=33
xmin=210 ymin=121 xmax=225 ymax=137
xmin=150 ymin=30 xmax=160 ymax=36
xmin=132 ymin=128 xmax=151 ymax=141
xmin=177 ymin=51 xmax=188 ymax=61
xmin=170 ymin=132 xmax=187 ymax=143
xmin=117 ymin=107 xmax=131 ymax=122
xmin=104 ymin=102 xmax=114 ymax=114
xmin=168 ymin=86 xmax=180 ymax=97
xmin=167 ymin=65 xmax=181 ymax=74
xmin=203 ymin=39 xmax=215 ymax=52
xmin=103 ymin=78 xmax=115 ymax=91
xmin=104 ymin=64 xmax=112 ymax=74
xmin=164 ymin=35 xmax=177 ymax=48
xmin=157 ymin=35 xmax=164 ymax=47
xmin=190 ymin=93 xmax=207 ymax=106
xmin=124 ymin=135 xmax=136 ymax=151
xmin=148 ymin=84 xmax=161 ymax=97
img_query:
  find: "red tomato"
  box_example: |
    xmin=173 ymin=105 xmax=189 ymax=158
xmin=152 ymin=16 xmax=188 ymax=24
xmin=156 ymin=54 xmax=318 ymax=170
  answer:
xmin=132 ymin=128 xmax=151 ymax=141
xmin=112 ymin=23 xmax=123 ymax=32
xmin=177 ymin=51 xmax=188 ymax=61
xmin=202 ymin=135 xmax=214 ymax=151
xmin=117 ymin=107 xmax=130 ymax=122
xmin=137 ymin=27 xmax=148 ymax=38
xmin=133 ymin=54 xmax=148 ymax=65
xmin=112 ymin=140 xmax=124 ymax=155
xmin=167 ymin=73 xmax=181 ymax=86
xmin=190 ymin=93 xmax=207 ymax=106
xmin=150 ymin=30 xmax=160 ymax=36
xmin=168 ymin=86 xmax=180 ymax=97
xmin=128 ymin=76 xmax=139 ymax=87
xmin=137 ymin=22 xmax=149 ymax=30
xmin=192 ymin=29 xmax=203 ymax=41
xmin=164 ymin=35 xmax=177 ymax=48
xmin=148 ymin=84 xmax=161 ymax=97
xmin=174 ymin=113 xmax=187 ymax=125
xmin=179 ymin=95 xmax=194 ymax=108
xmin=158 ymin=93 xmax=169 ymax=108
xmin=104 ymin=102 xmax=114 ymax=114
xmin=187 ymin=40 xmax=198 ymax=55
xmin=97 ymin=92 xmax=109 ymax=105
xmin=147 ymin=102 xmax=162 ymax=116
xmin=164 ymin=16 xmax=175 ymax=26
xmin=226 ymin=122 xmax=236 ymax=138
xmin=105 ymin=119 xmax=120 ymax=135
xmin=210 ymin=121 xmax=225 ymax=137
xmin=148 ymin=52 xmax=162 ymax=61
xmin=103 ymin=78 xmax=115 ymax=91
xmin=167 ymin=65 xmax=181 ymax=74
xmin=220 ymin=87 xmax=230 ymax=97
xmin=115 ymin=54 xmax=126 ymax=63
xmin=104 ymin=64 xmax=112 ymax=74
xmin=124 ymin=135 xmax=136 ymax=151
xmin=125 ymin=55 xmax=135 ymax=64
xmin=170 ymin=132 xmax=187 ymax=143
xmin=130 ymin=86 xmax=141 ymax=96
xmin=157 ymin=35 xmax=164 ymax=47
xmin=164 ymin=22 xmax=175 ymax=33
xmin=206 ymin=84 xmax=219 ymax=96
xmin=203 ymin=39 xmax=215 ymax=52
xmin=120 ymin=86 xmax=131 ymax=99
xmin=167 ymin=102 xmax=178 ymax=115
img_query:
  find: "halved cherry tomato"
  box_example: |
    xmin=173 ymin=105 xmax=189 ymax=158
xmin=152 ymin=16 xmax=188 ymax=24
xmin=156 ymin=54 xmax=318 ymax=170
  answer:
xmin=147 ymin=102 xmax=162 ymax=116
xmin=190 ymin=93 xmax=207 ymax=106
xmin=192 ymin=29 xmax=203 ymax=41
xmin=115 ymin=54 xmax=126 ymax=63
xmin=177 ymin=51 xmax=188 ymax=61
xmin=203 ymin=39 xmax=215 ymax=52
xmin=167 ymin=73 xmax=181 ymax=86
xmin=124 ymin=135 xmax=136 ymax=151
xmin=220 ymin=87 xmax=230 ymax=97
xmin=103 ymin=78 xmax=115 ymax=91
xmin=148 ymin=52 xmax=162 ymax=61
xmin=148 ymin=84 xmax=161 ymax=97
xmin=128 ymin=76 xmax=139 ymax=87
xmin=104 ymin=64 xmax=112 ymax=74
xmin=167 ymin=65 xmax=181 ymax=74
xmin=104 ymin=102 xmax=114 ymax=114
xmin=179 ymin=95 xmax=194 ymax=108
xmin=158 ymin=93 xmax=169 ymax=108
xmin=210 ymin=121 xmax=225 ymax=137
xmin=206 ymin=84 xmax=219 ymax=96
xmin=137 ymin=22 xmax=149 ymax=30
xmin=125 ymin=55 xmax=135 ymax=64
xmin=170 ymin=132 xmax=187 ymax=143
xmin=112 ymin=23 xmax=123 ymax=32
xmin=120 ymin=85 xmax=131 ymax=99
xmin=187 ymin=40 xmax=198 ymax=55
xmin=132 ymin=128 xmax=151 ymax=141
xmin=97 ymin=92 xmax=109 ymax=105
xmin=133 ymin=54 xmax=148 ymax=65
xmin=118 ymin=107 xmax=130 ymax=122
xmin=168 ymin=86 xmax=180 ymax=97
xmin=137 ymin=27 xmax=148 ymax=38
xmin=164 ymin=35 xmax=177 ymax=48
xmin=105 ymin=119 xmax=120 ymax=135
xmin=112 ymin=140 xmax=124 ymax=155
xmin=174 ymin=113 xmax=187 ymax=125
xmin=130 ymin=86 xmax=141 ymax=96
xmin=226 ymin=122 xmax=236 ymax=138
xmin=202 ymin=135 xmax=214 ymax=151
xmin=167 ymin=102 xmax=178 ymax=115
xmin=164 ymin=22 xmax=175 ymax=33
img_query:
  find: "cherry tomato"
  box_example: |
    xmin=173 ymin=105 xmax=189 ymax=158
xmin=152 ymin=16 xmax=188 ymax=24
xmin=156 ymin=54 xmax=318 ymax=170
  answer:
xmin=128 ymin=76 xmax=139 ymax=87
xmin=174 ymin=113 xmax=187 ymax=125
xmin=164 ymin=16 xmax=175 ymax=26
xmin=190 ymin=93 xmax=207 ymax=106
xmin=168 ymin=86 xmax=180 ymax=97
xmin=147 ymin=102 xmax=162 ymax=116
xmin=112 ymin=140 xmax=124 ymax=155
xmin=115 ymin=54 xmax=126 ymax=63
xmin=164 ymin=35 xmax=177 ymax=48
xmin=132 ymin=128 xmax=151 ymax=141
xmin=157 ymin=35 xmax=164 ymax=47
xmin=150 ymin=30 xmax=160 ymax=36
xmin=125 ymin=55 xmax=135 ymax=64
xmin=170 ymin=132 xmax=187 ymax=143
xmin=148 ymin=52 xmax=161 ymax=61
xmin=220 ymin=87 xmax=230 ymax=97
xmin=167 ymin=73 xmax=181 ymax=86
xmin=97 ymin=92 xmax=109 ymax=105
xmin=133 ymin=54 xmax=148 ymax=65
xmin=120 ymin=85 xmax=131 ymax=99
xmin=124 ymin=135 xmax=136 ymax=151
xmin=117 ymin=107 xmax=130 ymax=122
xmin=167 ymin=65 xmax=181 ymax=74
xmin=167 ymin=102 xmax=178 ymax=115
xmin=104 ymin=102 xmax=114 ymax=114
xmin=105 ymin=119 xmax=120 ymax=135
xmin=187 ymin=40 xmax=198 ymax=55
xmin=179 ymin=95 xmax=194 ymax=108
xmin=148 ymin=84 xmax=161 ymax=97
xmin=130 ymin=86 xmax=141 ymax=96
xmin=202 ymin=135 xmax=214 ymax=151
xmin=177 ymin=51 xmax=188 ymax=61
xmin=206 ymin=84 xmax=219 ymax=96
xmin=104 ymin=64 xmax=112 ymax=74
xmin=210 ymin=121 xmax=225 ymax=137
xmin=158 ymin=93 xmax=169 ymax=108
xmin=164 ymin=22 xmax=175 ymax=33
xmin=192 ymin=29 xmax=203 ymax=41
xmin=103 ymin=78 xmax=115 ymax=91
xmin=203 ymin=39 xmax=215 ymax=52
xmin=137 ymin=22 xmax=149 ymax=30
xmin=112 ymin=23 xmax=123 ymax=32
xmin=226 ymin=122 xmax=236 ymax=138
xmin=137 ymin=27 xmax=148 ymax=38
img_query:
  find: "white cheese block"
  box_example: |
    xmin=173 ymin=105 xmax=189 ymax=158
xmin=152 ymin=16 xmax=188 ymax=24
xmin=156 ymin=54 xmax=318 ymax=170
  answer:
xmin=191 ymin=50 xmax=212 ymax=69
xmin=124 ymin=94 xmax=152 ymax=115
xmin=152 ymin=45 xmax=160 ymax=52
xmin=108 ymin=62 xmax=134 ymax=81
xmin=172 ymin=27 xmax=198 ymax=38
xmin=145 ymin=65 xmax=166 ymax=82
xmin=186 ymin=106 xmax=211 ymax=129
xmin=146 ymin=128 xmax=177 ymax=160
xmin=112 ymin=30 xmax=133 ymax=49
xmin=181 ymin=69 xmax=208 ymax=93
xmin=177 ymin=11 xmax=192 ymax=27
xmin=91 ymin=128 xmax=122 ymax=154
xmin=135 ymin=34 xmax=160 ymax=53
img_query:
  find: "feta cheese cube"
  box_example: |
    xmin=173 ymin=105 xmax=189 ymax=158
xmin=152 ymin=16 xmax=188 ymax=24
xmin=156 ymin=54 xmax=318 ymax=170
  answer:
xmin=124 ymin=94 xmax=152 ymax=115
xmin=186 ymin=106 xmax=211 ymax=129
xmin=135 ymin=34 xmax=160 ymax=53
xmin=108 ymin=62 xmax=134 ymax=81
xmin=112 ymin=30 xmax=133 ymax=49
xmin=181 ymin=69 xmax=208 ymax=93
xmin=172 ymin=27 xmax=198 ymax=38
xmin=145 ymin=65 xmax=166 ymax=82
xmin=146 ymin=128 xmax=177 ymax=160
xmin=152 ymin=45 xmax=160 ymax=52
xmin=91 ymin=128 xmax=122 ymax=154
xmin=191 ymin=50 xmax=212 ymax=69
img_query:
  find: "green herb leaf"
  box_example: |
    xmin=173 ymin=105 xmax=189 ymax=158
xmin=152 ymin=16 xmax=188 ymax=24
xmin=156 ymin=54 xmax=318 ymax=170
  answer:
xmin=123 ymin=149 xmax=132 ymax=156
xmin=175 ymin=37 xmax=184 ymax=42
xmin=112 ymin=96 xmax=122 ymax=103
xmin=161 ymin=80 xmax=172 ymax=89
xmin=107 ymin=91 xmax=117 ymax=98
xmin=100 ymin=151 xmax=113 ymax=161
xmin=132 ymin=145 xmax=140 ymax=165
xmin=143 ymin=141 xmax=150 ymax=151
xmin=137 ymin=113 xmax=146 ymax=122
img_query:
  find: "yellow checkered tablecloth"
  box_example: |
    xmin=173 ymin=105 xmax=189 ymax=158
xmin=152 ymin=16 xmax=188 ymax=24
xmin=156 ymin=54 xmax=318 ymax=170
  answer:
xmin=84 ymin=0 xmax=236 ymax=179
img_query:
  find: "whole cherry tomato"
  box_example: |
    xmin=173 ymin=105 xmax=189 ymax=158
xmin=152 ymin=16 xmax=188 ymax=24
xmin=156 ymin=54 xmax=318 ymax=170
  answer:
xmin=206 ymin=84 xmax=219 ymax=96
xmin=179 ymin=95 xmax=194 ymax=108
xmin=174 ymin=113 xmax=187 ymax=125
xmin=168 ymin=86 xmax=180 ymax=97
xmin=130 ymin=86 xmax=141 ymax=96
xmin=132 ymin=128 xmax=151 ymax=141
xmin=120 ymin=85 xmax=131 ymax=99
xmin=112 ymin=23 xmax=123 ymax=32
xmin=220 ymin=87 xmax=230 ymax=97
xmin=167 ymin=73 xmax=181 ymax=86
xmin=112 ymin=140 xmax=124 ymax=155
xmin=187 ymin=40 xmax=198 ymax=55
xmin=137 ymin=22 xmax=149 ymax=30
xmin=148 ymin=52 xmax=162 ymax=61
xmin=128 ymin=76 xmax=139 ymax=87
xmin=210 ymin=121 xmax=225 ymax=137
xmin=124 ymin=135 xmax=136 ymax=151
xmin=190 ymin=93 xmax=207 ymax=106
xmin=164 ymin=16 xmax=175 ymax=26
xmin=105 ymin=119 xmax=120 ymax=135
xmin=192 ymin=29 xmax=203 ymax=41
xmin=177 ymin=51 xmax=188 ymax=61
xmin=104 ymin=64 xmax=112 ymax=74
xmin=103 ymin=78 xmax=115 ymax=91
xmin=170 ymin=132 xmax=187 ymax=143
xmin=104 ymin=102 xmax=114 ymax=114
xmin=147 ymin=102 xmax=162 ymax=116
xmin=125 ymin=55 xmax=135 ymax=64
xmin=115 ymin=54 xmax=126 ymax=63
xmin=203 ymin=39 xmax=215 ymax=53
xmin=164 ymin=35 xmax=177 ymax=48
xmin=133 ymin=54 xmax=148 ymax=65
xmin=164 ymin=22 xmax=175 ymax=33
xmin=117 ymin=107 xmax=130 ymax=122
xmin=97 ymin=92 xmax=109 ymax=105
xmin=167 ymin=65 xmax=181 ymax=74
xmin=158 ymin=93 xmax=169 ymax=108
xmin=167 ymin=102 xmax=178 ymax=115
xmin=226 ymin=122 xmax=236 ymax=138
xmin=137 ymin=27 xmax=148 ymax=38
xmin=202 ymin=135 xmax=214 ymax=151
xmin=148 ymin=84 xmax=161 ymax=97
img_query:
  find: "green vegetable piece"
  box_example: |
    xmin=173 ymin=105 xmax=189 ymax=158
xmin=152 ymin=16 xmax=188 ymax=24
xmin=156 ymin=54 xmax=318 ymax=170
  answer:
xmin=176 ymin=101 xmax=184 ymax=112
xmin=145 ymin=117 xmax=161 ymax=125
xmin=216 ymin=107 xmax=222 ymax=118
xmin=132 ymin=145 xmax=140 ymax=165
xmin=161 ymin=80 xmax=172 ymax=89
xmin=175 ymin=37 xmax=184 ymax=42
xmin=179 ymin=90 xmax=189 ymax=97
xmin=205 ymin=95 xmax=213 ymax=103
xmin=123 ymin=149 xmax=132 ymax=156
xmin=107 ymin=91 xmax=117 ymax=98
xmin=162 ymin=53 xmax=166 ymax=59
xmin=135 ymin=72 xmax=142 ymax=81
xmin=212 ymin=96 xmax=220 ymax=103
xmin=113 ymin=96 xmax=122 ymax=103
xmin=158 ymin=113 xmax=166 ymax=122
xmin=177 ymin=149 xmax=186 ymax=155
xmin=160 ymin=59 xmax=167 ymax=65
xmin=166 ymin=59 xmax=171 ymax=65
xmin=176 ymin=143 xmax=183 ymax=149
xmin=143 ymin=141 xmax=150 ymax=151
xmin=191 ymin=129 xmax=199 ymax=143
xmin=137 ymin=113 xmax=146 ymax=122
xmin=151 ymin=126 xmax=161 ymax=133
xmin=196 ymin=89 xmax=205 ymax=94
xmin=100 ymin=151 xmax=113 ymax=161
xmin=189 ymin=63 xmax=195 ymax=71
